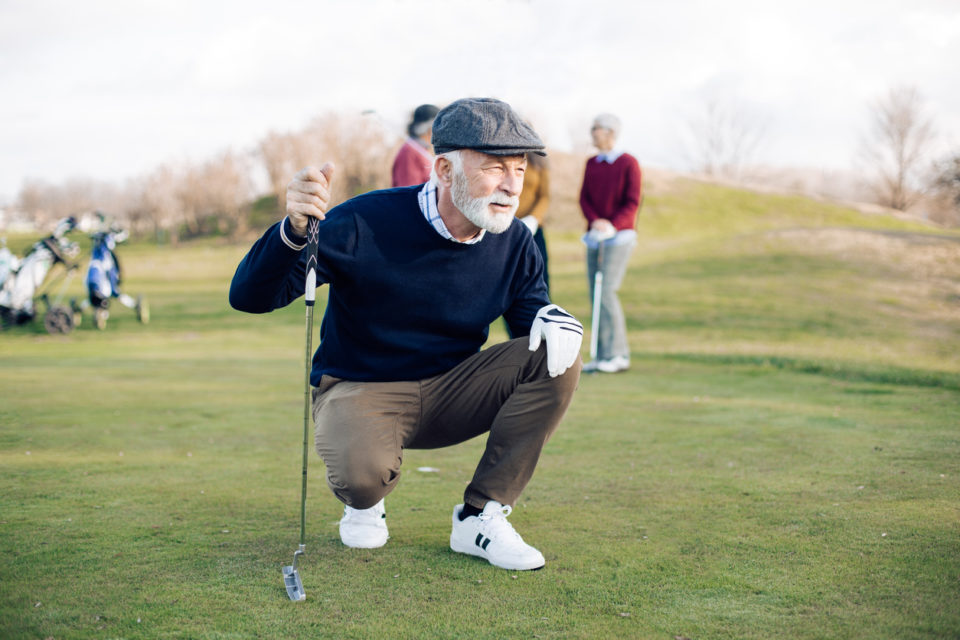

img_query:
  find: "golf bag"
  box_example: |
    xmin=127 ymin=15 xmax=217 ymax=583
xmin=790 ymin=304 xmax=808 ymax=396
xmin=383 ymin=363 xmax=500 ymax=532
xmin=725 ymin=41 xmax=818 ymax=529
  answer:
xmin=84 ymin=223 xmax=149 ymax=330
xmin=0 ymin=239 xmax=20 ymax=290
xmin=0 ymin=216 xmax=81 ymax=333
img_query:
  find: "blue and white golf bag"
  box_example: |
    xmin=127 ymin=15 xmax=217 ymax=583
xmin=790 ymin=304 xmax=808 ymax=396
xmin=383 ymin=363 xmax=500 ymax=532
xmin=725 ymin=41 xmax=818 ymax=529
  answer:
xmin=84 ymin=225 xmax=148 ymax=329
xmin=87 ymin=230 xmax=125 ymax=306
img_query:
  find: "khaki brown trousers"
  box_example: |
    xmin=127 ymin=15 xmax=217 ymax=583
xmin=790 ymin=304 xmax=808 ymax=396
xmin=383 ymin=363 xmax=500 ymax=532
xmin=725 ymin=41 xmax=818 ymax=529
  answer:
xmin=312 ymin=338 xmax=581 ymax=510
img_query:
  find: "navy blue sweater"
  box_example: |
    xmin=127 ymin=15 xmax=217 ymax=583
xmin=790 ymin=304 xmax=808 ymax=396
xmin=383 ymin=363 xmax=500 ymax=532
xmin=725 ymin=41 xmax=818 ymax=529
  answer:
xmin=229 ymin=186 xmax=549 ymax=384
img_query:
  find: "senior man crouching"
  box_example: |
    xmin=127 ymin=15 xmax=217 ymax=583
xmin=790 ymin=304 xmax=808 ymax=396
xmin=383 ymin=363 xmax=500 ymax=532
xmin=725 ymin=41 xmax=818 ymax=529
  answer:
xmin=229 ymin=98 xmax=582 ymax=571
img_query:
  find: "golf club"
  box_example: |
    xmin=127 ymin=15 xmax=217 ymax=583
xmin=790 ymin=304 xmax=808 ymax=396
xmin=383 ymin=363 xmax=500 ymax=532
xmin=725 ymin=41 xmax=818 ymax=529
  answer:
xmin=589 ymin=227 xmax=615 ymax=361
xmin=282 ymin=216 xmax=320 ymax=602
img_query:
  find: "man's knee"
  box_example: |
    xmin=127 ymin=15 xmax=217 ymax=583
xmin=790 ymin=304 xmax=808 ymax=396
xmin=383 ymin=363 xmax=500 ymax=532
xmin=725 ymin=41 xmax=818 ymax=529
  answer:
xmin=313 ymin=380 xmax=409 ymax=509
xmin=328 ymin=451 xmax=399 ymax=509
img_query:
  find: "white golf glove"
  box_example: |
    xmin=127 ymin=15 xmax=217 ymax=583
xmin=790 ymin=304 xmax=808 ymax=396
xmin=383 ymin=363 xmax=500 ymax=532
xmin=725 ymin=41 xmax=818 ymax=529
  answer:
xmin=520 ymin=215 xmax=539 ymax=234
xmin=587 ymin=226 xmax=617 ymax=244
xmin=528 ymin=304 xmax=583 ymax=377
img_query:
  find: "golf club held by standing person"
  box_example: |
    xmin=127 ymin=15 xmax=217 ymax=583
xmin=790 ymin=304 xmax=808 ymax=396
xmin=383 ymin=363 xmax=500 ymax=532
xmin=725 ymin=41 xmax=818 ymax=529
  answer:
xmin=230 ymin=98 xmax=583 ymax=576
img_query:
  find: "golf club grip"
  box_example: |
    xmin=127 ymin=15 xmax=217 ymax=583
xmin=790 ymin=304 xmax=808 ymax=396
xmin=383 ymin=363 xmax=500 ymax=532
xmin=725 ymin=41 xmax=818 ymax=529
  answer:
xmin=304 ymin=218 xmax=320 ymax=304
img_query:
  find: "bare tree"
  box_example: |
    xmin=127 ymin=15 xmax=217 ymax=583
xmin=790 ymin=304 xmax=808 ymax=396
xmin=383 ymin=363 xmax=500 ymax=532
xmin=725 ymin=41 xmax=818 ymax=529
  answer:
xmin=17 ymin=177 xmax=120 ymax=228
xmin=125 ymin=165 xmax=183 ymax=242
xmin=202 ymin=150 xmax=254 ymax=238
xmin=259 ymin=112 xmax=395 ymax=211
xmin=15 ymin=108 xmax=401 ymax=241
xmin=259 ymin=130 xmax=317 ymax=204
xmin=304 ymin=112 xmax=394 ymax=203
xmin=859 ymin=86 xmax=936 ymax=211
xmin=160 ymin=152 xmax=255 ymax=240
xmin=681 ymin=95 xmax=767 ymax=181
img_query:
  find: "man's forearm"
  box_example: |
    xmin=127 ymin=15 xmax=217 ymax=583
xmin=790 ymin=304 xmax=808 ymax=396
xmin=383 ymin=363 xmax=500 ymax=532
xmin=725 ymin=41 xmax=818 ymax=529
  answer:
xmin=229 ymin=221 xmax=306 ymax=313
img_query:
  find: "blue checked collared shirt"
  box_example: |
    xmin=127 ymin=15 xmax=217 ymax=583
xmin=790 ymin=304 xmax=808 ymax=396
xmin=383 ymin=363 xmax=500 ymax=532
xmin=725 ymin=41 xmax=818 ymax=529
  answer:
xmin=417 ymin=181 xmax=485 ymax=245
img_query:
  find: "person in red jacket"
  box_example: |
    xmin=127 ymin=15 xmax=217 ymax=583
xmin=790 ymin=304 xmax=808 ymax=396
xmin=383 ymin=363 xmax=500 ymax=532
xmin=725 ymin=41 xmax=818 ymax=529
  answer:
xmin=578 ymin=113 xmax=642 ymax=373
xmin=391 ymin=104 xmax=439 ymax=187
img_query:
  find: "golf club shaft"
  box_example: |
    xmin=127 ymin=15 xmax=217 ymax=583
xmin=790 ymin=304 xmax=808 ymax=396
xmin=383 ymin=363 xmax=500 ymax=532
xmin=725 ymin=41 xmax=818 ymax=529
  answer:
xmin=300 ymin=217 xmax=320 ymax=548
xmin=590 ymin=241 xmax=605 ymax=360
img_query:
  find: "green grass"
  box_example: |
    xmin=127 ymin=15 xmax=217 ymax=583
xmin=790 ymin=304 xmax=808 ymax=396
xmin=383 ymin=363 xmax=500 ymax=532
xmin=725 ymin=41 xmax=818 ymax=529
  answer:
xmin=2 ymin=181 xmax=959 ymax=639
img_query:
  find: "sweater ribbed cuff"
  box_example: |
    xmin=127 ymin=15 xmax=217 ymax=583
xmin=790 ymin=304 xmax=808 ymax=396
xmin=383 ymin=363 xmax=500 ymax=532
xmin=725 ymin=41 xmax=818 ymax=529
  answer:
xmin=280 ymin=216 xmax=307 ymax=251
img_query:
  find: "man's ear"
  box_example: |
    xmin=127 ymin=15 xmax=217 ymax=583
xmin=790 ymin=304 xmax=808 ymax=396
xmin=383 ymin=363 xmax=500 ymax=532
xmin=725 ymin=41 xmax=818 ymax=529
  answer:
xmin=435 ymin=156 xmax=453 ymax=186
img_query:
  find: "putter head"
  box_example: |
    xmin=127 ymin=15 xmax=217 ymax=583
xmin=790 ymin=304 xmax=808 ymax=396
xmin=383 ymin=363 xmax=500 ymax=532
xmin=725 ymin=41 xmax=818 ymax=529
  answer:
xmin=282 ymin=565 xmax=306 ymax=601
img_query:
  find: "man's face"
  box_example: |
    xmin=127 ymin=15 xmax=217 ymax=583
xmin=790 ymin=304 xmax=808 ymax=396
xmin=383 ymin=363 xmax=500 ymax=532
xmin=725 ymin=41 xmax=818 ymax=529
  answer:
xmin=591 ymin=126 xmax=616 ymax=151
xmin=449 ymin=150 xmax=526 ymax=234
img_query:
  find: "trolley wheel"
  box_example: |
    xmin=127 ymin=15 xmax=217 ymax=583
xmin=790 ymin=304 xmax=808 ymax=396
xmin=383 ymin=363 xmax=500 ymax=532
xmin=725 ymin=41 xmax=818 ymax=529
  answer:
xmin=44 ymin=305 xmax=75 ymax=334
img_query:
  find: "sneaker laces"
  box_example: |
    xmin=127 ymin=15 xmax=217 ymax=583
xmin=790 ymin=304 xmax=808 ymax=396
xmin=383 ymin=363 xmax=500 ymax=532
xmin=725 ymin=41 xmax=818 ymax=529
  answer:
xmin=477 ymin=504 xmax=524 ymax=544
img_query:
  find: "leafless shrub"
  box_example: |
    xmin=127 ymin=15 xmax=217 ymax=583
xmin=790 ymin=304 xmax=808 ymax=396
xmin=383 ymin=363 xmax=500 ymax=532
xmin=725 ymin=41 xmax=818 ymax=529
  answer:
xmin=198 ymin=150 xmax=254 ymax=237
xmin=124 ymin=165 xmax=181 ymax=241
xmin=858 ymin=86 xmax=936 ymax=211
xmin=173 ymin=151 xmax=254 ymax=240
xmin=259 ymin=130 xmax=318 ymax=207
xmin=17 ymin=178 xmax=121 ymax=228
xmin=259 ymin=112 xmax=395 ymax=210
xmin=300 ymin=112 xmax=394 ymax=205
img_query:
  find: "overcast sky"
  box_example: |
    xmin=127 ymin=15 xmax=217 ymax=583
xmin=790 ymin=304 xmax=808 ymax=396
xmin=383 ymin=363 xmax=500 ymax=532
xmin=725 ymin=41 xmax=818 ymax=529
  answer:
xmin=1 ymin=0 xmax=958 ymax=204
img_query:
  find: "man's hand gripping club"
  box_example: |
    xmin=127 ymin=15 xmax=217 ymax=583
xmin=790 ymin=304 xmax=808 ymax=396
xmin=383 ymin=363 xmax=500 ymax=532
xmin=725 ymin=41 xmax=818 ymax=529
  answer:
xmin=286 ymin=163 xmax=337 ymax=236
xmin=528 ymin=304 xmax=583 ymax=377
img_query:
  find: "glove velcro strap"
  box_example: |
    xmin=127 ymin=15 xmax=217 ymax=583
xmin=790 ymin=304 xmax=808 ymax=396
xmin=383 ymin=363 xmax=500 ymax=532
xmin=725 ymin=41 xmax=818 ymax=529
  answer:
xmin=539 ymin=307 xmax=583 ymax=335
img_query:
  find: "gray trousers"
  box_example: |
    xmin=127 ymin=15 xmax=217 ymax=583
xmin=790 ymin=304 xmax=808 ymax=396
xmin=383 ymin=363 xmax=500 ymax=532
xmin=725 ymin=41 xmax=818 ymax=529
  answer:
xmin=587 ymin=239 xmax=635 ymax=361
xmin=312 ymin=339 xmax=581 ymax=510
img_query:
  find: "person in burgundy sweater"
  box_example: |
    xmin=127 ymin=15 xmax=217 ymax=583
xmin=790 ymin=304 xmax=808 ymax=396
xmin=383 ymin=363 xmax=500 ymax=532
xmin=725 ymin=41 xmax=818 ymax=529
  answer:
xmin=391 ymin=104 xmax=439 ymax=187
xmin=231 ymin=98 xmax=583 ymax=572
xmin=578 ymin=113 xmax=642 ymax=373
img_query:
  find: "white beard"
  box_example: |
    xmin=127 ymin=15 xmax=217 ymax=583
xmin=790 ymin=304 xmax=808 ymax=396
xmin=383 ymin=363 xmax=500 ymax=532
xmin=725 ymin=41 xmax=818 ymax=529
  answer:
xmin=450 ymin=166 xmax=519 ymax=234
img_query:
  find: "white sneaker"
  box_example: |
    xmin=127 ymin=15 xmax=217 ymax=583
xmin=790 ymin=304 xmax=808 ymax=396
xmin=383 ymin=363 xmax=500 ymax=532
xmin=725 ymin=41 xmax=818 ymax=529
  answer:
xmin=595 ymin=356 xmax=629 ymax=373
xmin=339 ymin=498 xmax=388 ymax=548
xmin=450 ymin=502 xmax=545 ymax=570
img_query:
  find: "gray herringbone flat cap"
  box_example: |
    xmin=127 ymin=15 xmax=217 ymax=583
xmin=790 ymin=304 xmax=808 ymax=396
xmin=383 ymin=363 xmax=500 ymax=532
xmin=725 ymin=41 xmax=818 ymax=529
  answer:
xmin=432 ymin=98 xmax=546 ymax=156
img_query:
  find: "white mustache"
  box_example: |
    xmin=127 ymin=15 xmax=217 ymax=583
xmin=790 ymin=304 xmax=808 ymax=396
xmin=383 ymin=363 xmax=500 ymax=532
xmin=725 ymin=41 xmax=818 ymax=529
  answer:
xmin=489 ymin=194 xmax=519 ymax=207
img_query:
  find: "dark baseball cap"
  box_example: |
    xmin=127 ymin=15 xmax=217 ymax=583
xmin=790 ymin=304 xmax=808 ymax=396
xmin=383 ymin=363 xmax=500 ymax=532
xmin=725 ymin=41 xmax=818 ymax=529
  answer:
xmin=431 ymin=97 xmax=546 ymax=156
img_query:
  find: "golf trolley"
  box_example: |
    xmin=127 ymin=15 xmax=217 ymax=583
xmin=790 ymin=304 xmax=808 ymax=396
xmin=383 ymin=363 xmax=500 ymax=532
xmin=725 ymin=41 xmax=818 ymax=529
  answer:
xmin=76 ymin=216 xmax=149 ymax=330
xmin=0 ymin=216 xmax=83 ymax=334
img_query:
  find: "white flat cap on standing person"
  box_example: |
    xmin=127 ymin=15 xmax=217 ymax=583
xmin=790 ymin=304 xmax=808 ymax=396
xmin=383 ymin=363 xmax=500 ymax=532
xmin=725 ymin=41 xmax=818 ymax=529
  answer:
xmin=591 ymin=113 xmax=621 ymax=135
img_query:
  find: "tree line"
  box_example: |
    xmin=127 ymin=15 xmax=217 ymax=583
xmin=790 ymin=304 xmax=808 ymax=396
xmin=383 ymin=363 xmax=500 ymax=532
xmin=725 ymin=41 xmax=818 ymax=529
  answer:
xmin=14 ymin=111 xmax=397 ymax=243
xmin=10 ymin=86 xmax=960 ymax=238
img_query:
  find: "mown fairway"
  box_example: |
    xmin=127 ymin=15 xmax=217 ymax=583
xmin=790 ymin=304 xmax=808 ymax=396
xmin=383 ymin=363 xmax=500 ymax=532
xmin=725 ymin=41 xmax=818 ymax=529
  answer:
xmin=1 ymin=180 xmax=958 ymax=639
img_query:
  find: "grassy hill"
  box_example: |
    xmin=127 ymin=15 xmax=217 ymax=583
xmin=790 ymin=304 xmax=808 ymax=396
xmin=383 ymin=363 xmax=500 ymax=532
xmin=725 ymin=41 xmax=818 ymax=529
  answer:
xmin=1 ymin=179 xmax=958 ymax=639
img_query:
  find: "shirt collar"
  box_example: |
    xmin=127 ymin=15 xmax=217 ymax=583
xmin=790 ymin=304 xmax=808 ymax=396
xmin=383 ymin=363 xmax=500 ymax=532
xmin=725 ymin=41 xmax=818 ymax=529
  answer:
xmin=417 ymin=181 xmax=485 ymax=245
xmin=596 ymin=149 xmax=624 ymax=164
